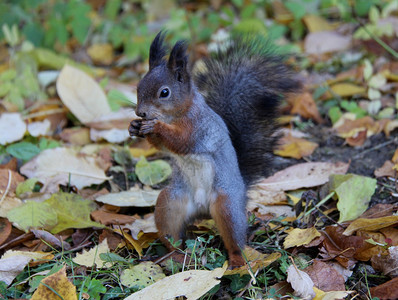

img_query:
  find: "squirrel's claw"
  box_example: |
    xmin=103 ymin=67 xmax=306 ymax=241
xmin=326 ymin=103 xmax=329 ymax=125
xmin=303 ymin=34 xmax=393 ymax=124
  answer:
xmin=139 ymin=119 xmax=158 ymax=135
xmin=129 ymin=119 xmax=145 ymax=138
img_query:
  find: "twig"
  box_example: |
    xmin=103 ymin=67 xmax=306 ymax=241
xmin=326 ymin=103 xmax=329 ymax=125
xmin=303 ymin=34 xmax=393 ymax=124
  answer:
xmin=353 ymin=137 xmax=398 ymax=159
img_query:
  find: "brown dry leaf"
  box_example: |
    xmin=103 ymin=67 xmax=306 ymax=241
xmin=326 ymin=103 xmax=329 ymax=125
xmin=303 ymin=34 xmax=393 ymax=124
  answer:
xmin=99 ymin=229 xmax=124 ymax=251
xmin=0 ymin=218 xmax=12 ymax=246
xmin=125 ymin=262 xmax=227 ymax=300
xmin=361 ymin=204 xmax=397 ymax=219
xmin=322 ymin=226 xmax=367 ymax=268
xmin=371 ymin=246 xmax=398 ymax=277
xmin=31 ymin=266 xmax=77 ymax=300
xmin=87 ymin=43 xmax=114 ymax=65
xmin=275 ymin=135 xmax=318 ymax=159
xmin=290 ymin=92 xmax=323 ymax=123
xmin=304 ymin=260 xmax=346 ymax=291
xmin=302 ymin=15 xmax=336 ymax=32
xmin=304 ymin=31 xmax=351 ymax=55
xmin=381 ymin=227 xmax=398 ymax=245
xmin=256 ymin=161 xmax=349 ymax=191
xmin=335 ymin=116 xmax=380 ymax=138
xmin=383 ymin=119 xmax=398 ymax=137
xmin=374 ymin=160 xmax=395 ymax=177
xmin=224 ymin=248 xmax=281 ymax=276
xmin=57 ymin=65 xmax=111 ymax=124
xmin=20 ymin=147 xmax=110 ymax=192
xmin=343 ymin=216 xmax=398 ymax=236
xmin=0 ymin=169 xmax=25 ymax=193
xmin=369 ymin=277 xmax=398 ymax=300
xmin=59 ymin=127 xmax=91 ymax=145
xmin=272 ymin=0 xmax=293 ymax=24
xmin=283 ymin=227 xmax=321 ymax=249
xmin=345 ymin=129 xmax=367 ymax=146
xmin=91 ymin=210 xmax=137 ymax=226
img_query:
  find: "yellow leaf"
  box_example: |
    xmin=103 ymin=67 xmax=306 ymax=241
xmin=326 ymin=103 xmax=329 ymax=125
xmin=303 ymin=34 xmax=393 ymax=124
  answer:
xmin=224 ymin=248 xmax=281 ymax=276
xmin=129 ymin=147 xmax=158 ymax=158
xmin=343 ymin=216 xmax=398 ymax=236
xmin=87 ymin=43 xmax=114 ymax=65
xmin=324 ymin=83 xmax=366 ymax=99
xmin=283 ymin=227 xmax=321 ymax=248
xmin=113 ymin=228 xmax=143 ymax=257
xmin=72 ymin=239 xmax=112 ymax=269
xmin=31 ymin=266 xmax=77 ymax=300
xmin=275 ymin=135 xmax=318 ymax=159
xmin=302 ymin=15 xmax=335 ymax=32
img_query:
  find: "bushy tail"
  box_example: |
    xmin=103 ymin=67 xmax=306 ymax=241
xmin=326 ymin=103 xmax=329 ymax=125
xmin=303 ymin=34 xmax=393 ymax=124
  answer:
xmin=194 ymin=36 xmax=301 ymax=185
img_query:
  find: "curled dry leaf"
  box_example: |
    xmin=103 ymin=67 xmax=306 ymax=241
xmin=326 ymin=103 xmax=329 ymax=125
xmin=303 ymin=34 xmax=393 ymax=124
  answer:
xmin=290 ymin=92 xmax=323 ymax=123
xmin=0 ymin=113 xmax=26 ymax=145
xmin=274 ymin=135 xmax=318 ymax=159
xmin=304 ymin=260 xmax=346 ymax=292
xmin=20 ymin=147 xmax=110 ymax=191
xmin=56 ymin=65 xmax=111 ymax=124
xmin=371 ymin=246 xmax=398 ymax=277
xmin=257 ymin=161 xmax=349 ymax=191
xmin=283 ymin=227 xmax=321 ymax=249
xmin=343 ymin=216 xmax=398 ymax=236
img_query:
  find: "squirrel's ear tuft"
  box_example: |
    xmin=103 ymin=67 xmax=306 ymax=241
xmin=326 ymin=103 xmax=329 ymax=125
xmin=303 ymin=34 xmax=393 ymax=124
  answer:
xmin=149 ymin=31 xmax=167 ymax=70
xmin=168 ymin=40 xmax=189 ymax=83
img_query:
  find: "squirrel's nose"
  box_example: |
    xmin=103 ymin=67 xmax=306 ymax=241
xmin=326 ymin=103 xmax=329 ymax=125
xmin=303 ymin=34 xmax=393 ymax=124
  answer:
xmin=136 ymin=110 xmax=146 ymax=118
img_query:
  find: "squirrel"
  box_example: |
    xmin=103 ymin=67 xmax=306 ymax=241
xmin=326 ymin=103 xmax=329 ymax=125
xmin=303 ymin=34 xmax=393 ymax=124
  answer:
xmin=129 ymin=32 xmax=300 ymax=267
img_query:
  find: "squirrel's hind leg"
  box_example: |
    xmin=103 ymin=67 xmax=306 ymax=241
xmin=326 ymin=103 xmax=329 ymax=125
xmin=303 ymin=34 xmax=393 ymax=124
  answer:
xmin=210 ymin=192 xmax=247 ymax=268
xmin=155 ymin=187 xmax=188 ymax=250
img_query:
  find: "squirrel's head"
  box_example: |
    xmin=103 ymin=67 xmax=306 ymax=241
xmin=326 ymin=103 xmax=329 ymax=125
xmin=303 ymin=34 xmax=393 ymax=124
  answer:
xmin=136 ymin=32 xmax=192 ymax=123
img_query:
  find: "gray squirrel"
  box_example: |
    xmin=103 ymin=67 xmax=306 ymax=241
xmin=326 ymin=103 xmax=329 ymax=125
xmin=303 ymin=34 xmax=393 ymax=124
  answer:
xmin=129 ymin=32 xmax=300 ymax=267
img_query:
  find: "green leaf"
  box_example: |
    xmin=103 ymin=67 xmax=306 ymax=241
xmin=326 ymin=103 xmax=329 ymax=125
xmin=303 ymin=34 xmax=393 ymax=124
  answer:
xmin=328 ymin=107 xmax=342 ymax=124
xmin=135 ymin=157 xmax=172 ymax=186
xmin=45 ymin=192 xmax=104 ymax=234
xmin=7 ymin=201 xmax=58 ymax=232
xmin=6 ymin=142 xmax=40 ymax=161
xmin=330 ymin=174 xmax=377 ymax=223
xmin=120 ymin=261 xmax=165 ymax=289
xmin=80 ymin=278 xmax=107 ymax=299
xmin=16 ymin=178 xmax=39 ymax=197
xmin=38 ymin=138 xmax=60 ymax=151
xmin=105 ymin=0 xmax=122 ymax=20
xmin=233 ymin=19 xmax=267 ymax=36
xmin=285 ymin=1 xmax=306 ymax=20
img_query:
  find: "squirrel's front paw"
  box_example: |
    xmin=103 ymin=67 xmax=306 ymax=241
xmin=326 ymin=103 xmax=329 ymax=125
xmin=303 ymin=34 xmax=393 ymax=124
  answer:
xmin=139 ymin=119 xmax=158 ymax=135
xmin=129 ymin=119 xmax=144 ymax=138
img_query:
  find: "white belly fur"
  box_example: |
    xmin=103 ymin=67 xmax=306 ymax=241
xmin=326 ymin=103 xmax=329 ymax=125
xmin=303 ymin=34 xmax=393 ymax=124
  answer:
xmin=172 ymin=154 xmax=215 ymax=216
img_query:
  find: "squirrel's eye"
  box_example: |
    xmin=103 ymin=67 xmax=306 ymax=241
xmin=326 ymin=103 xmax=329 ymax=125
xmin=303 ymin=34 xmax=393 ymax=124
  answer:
xmin=159 ymin=88 xmax=170 ymax=98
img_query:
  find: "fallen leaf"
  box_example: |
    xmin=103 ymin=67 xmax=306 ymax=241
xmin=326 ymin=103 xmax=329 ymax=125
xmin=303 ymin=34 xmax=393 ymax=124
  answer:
xmin=284 ymin=227 xmax=321 ymax=249
xmin=27 ymin=119 xmax=51 ymax=137
xmin=371 ymin=246 xmax=398 ymax=277
xmin=125 ymin=263 xmax=227 ymax=300
xmin=122 ymin=215 xmax=158 ymax=239
xmin=369 ymin=276 xmax=398 ymax=300
xmin=0 ymin=250 xmax=51 ymax=286
xmin=31 ymin=266 xmax=77 ymax=300
xmin=275 ymin=135 xmax=318 ymax=159
xmin=32 ymin=229 xmax=71 ymax=250
xmin=313 ymin=289 xmax=354 ymax=300
xmin=302 ymin=15 xmax=336 ymax=32
xmin=7 ymin=200 xmax=58 ymax=232
xmin=0 ymin=168 xmax=25 ymax=192
xmin=113 ymin=228 xmax=143 ymax=257
xmin=286 ymin=265 xmax=315 ymax=299
xmin=335 ymin=116 xmax=380 ymax=138
xmin=224 ymin=249 xmax=281 ymax=276
xmin=304 ymin=31 xmax=351 ymax=55
xmin=343 ymin=216 xmax=398 ymax=236
xmin=329 ymin=174 xmax=377 ymax=223
xmin=0 ymin=195 xmax=22 ymax=218
xmin=345 ymin=129 xmax=367 ymax=146
xmin=135 ymin=157 xmax=172 ymax=186
xmin=20 ymin=147 xmax=110 ymax=192
xmin=0 ymin=113 xmax=26 ymax=145
xmin=304 ymin=260 xmax=346 ymax=291
xmin=59 ymin=127 xmax=91 ymax=145
xmin=87 ymin=43 xmax=114 ymax=65
xmin=120 ymin=261 xmax=165 ymax=289
xmin=257 ymin=161 xmax=349 ymax=191
xmin=95 ymin=187 xmax=159 ymax=207
xmin=290 ymin=92 xmax=323 ymax=123
xmin=91 ymin=210 xmax=137 ymax=225
xmin=45 ymin=192 xmax=104 ymax=234
xmin=90 ymin=128 xmax=130 ymax=143
xmin=0 ymin=218 xmax=12 ymax=246
xmin=73 ymin=239 xmax=111 ymax=269
xmin=327 ymin=83 xmax=366 ymax=98
xmin=56 ymin=65 xmax=111 ymax=124
xmin=375 ymin=160 xmax=395 ymax=177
